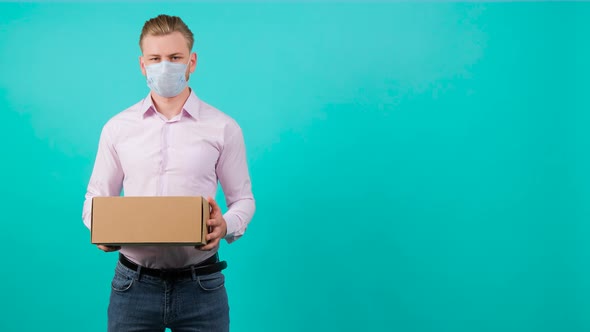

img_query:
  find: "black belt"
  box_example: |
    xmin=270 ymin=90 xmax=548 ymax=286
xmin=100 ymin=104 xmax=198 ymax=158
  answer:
xmin=119 ymin=253 xmax=227 ymax=279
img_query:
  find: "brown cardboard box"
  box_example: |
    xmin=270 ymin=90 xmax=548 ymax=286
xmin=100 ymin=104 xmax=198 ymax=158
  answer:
xmin=91 ymin=196 xmax=209 ymax=246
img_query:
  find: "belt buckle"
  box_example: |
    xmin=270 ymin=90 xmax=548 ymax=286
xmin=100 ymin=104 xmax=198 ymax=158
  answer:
xmin=158 ymin=269 xmax=176 ymax=280
xmin=159 ymin=267 xmax=189 ymax=280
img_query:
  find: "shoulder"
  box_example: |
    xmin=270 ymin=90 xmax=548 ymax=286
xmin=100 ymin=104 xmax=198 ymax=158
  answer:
xmin=100 ymin=98 xmax=145 ymax=138
xmin=198 ymin=99 xmax=242 ymax=136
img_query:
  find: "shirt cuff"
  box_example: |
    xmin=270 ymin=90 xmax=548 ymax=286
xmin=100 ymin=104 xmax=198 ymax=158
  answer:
xmin=223 ymin=212 xmax=240 ymax=244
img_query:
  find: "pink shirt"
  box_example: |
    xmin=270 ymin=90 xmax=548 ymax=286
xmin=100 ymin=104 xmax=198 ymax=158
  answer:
xmin=82 ymin=90 xmax=255 ymax=268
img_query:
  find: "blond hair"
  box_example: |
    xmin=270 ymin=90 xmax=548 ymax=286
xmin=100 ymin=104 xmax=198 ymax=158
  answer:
xmin=139 ymin=14 xmax=194 ymax=51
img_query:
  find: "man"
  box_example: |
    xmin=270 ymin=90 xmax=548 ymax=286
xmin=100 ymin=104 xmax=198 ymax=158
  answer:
xmin=82 ymin=14 xmax=255 ymax=332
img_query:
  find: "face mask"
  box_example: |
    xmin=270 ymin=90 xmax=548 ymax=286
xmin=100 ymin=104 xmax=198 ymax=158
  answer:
xmin=145 ymin=57 xmax=190 ymax=98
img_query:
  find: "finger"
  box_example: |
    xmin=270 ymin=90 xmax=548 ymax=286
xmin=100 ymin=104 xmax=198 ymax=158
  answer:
xmin=207 ymin=196 xmax=221 ymax=215
xmin=207 ymin=218 xmax=221 ymax=227
xmin=206 ymin=228 xmax=222 ymax=241
xmin=199 ymin=238 xmax=220 ymax=251
xmin=98 ymin=245 xmax=110 ymax=251
xmin=98 ymin=245 xmax=120 ymax=252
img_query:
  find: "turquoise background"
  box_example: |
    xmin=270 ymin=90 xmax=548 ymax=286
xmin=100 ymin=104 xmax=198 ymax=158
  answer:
xmin=1 ymin=2 xmax=589 ymax=331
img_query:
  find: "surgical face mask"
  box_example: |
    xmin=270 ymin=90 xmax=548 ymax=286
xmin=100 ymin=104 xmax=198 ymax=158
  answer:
xmin=144 ymin=57 xmax=190 ymax=98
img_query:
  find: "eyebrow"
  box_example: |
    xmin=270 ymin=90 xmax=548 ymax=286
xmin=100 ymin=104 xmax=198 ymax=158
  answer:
xmin=146 ymin=53 xmax=184 ymax=57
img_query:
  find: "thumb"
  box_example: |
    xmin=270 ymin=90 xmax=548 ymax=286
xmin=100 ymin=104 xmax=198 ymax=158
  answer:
xmin=207 ymin=196 xmax=221 ymax=215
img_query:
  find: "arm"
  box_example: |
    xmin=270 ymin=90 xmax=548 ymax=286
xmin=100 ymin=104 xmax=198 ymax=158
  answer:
xmin=201 ymin=122 xmax=255 ymax=249
xmin=81 ymin=123 xmax=124 ymax=249
xmin=217 ymin=124 xmax=255 ymax=243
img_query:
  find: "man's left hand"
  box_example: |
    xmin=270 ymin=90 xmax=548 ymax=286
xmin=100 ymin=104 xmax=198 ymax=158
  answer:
xmin=197 ymin=197 xmax=227 ymax=251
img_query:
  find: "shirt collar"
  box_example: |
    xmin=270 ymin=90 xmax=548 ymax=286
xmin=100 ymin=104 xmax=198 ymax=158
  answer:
xmin=139 ymin=89 xmax=201 ymax=120
xmin=182 ymin=89 xmax=201 ymax=120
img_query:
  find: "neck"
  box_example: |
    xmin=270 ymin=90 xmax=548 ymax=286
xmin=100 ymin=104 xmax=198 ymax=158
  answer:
xmin=151 ymin=87 xmax=191 ymax=120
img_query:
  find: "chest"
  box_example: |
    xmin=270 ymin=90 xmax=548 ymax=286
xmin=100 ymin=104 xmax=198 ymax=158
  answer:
xmin=114 ymin=121 xmax=222 ymax=177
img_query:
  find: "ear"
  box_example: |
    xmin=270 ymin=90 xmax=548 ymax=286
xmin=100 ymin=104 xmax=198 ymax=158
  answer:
xmin=139 ymin=56 xmax=146 ymax=76
xmin=190 ymin=52 xmax=198 ymax=73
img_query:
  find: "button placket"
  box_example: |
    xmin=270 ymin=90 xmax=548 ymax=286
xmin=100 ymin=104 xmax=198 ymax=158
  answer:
xmin=160 ymin=123 xmax=171 ymax=195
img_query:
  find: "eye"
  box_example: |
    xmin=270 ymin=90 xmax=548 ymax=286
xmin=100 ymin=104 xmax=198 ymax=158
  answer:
xmin=172 ymin=56 xmax=181 ymax=60
xmin=150 ymin=58 xmax=159 ymax=61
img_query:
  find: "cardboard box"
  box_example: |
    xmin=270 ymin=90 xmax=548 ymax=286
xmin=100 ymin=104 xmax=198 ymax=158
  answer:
xmin=91 ymin=196 xmax=209 ymax=246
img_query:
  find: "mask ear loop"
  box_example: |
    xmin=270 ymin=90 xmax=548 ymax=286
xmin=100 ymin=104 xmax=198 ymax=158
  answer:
xmin=185 ymin=53 xmax=193 ymax=81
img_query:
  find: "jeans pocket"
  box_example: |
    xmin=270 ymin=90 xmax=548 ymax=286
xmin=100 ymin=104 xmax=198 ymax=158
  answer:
xmin=197 ymin=272 xmax=225 ymax=291
xmin=111 ymin=273 xmax=134 ymax=292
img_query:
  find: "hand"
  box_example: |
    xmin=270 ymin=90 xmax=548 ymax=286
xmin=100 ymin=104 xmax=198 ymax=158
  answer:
xmin=97 ymin=245 xmax=121 ymax=252
xmin=197 ymin=197 xmax=227 ymax=251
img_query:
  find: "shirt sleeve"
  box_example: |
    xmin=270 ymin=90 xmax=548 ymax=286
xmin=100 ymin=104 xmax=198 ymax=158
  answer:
xmin=216 ymin=122 xmax=256 ymax=243
xmin=82 ymin=123 xmax=124 ymax=230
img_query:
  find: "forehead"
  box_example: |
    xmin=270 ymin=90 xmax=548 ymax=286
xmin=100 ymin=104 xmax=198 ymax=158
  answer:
xmin=142 ymin=31 xmax=190 ymax=55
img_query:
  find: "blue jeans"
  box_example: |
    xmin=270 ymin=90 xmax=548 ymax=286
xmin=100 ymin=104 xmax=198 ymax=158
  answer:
xmin=107 ymin=261 xmax=229 ymax=332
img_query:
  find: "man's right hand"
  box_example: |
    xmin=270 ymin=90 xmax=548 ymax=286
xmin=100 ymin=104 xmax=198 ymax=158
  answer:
xmin=97 ymin=245 xmax=121 ymax=252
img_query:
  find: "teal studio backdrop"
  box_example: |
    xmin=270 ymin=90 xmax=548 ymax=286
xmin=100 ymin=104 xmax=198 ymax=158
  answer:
xmin=0 ymin=2 xmax=589 ymax=332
